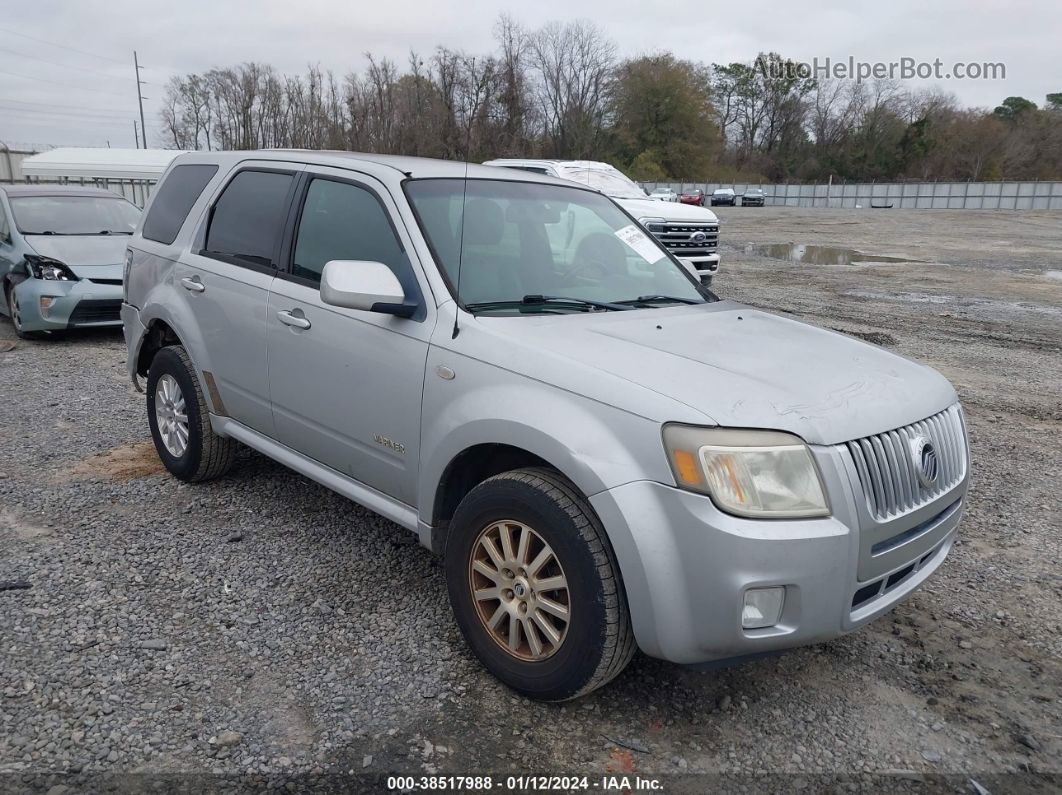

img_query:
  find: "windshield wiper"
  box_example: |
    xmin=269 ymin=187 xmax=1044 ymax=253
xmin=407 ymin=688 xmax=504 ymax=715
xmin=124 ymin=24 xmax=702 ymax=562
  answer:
xmin=466 ymin=295 xmax=632 ymax=313
xmin=96 ymin=230 xmax=133 ymax=235
xmin=615 ymin=295 xmax=703 ymax=307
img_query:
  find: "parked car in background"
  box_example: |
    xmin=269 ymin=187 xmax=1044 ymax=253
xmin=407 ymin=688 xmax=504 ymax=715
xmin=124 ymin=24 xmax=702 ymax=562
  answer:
xmin=0 ymin=185 xmax=140 ymax=339
xmin=648 ymin=187 xmax=678 ymax=202
xmin=678 ymin=188 xmax=705 ymax=206
xmin=484 ymin=159 xmax=720 ymax=285
xmin=710 ymin=188 xmax=737 ymax=207
xmin=124 ymin=150 xmax=970 ymax=701
xmin=742 ymin=188 xmax=766 ymax=207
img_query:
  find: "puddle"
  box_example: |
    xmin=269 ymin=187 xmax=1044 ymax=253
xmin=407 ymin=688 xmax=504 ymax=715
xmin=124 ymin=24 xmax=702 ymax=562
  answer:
xmin=745 ymin=243 xmax=921 ymax=265
xmin=1045 ymin=270 xmax=1062 ymax=281
xmin=61 ymin=441 xmax=164 ymax=481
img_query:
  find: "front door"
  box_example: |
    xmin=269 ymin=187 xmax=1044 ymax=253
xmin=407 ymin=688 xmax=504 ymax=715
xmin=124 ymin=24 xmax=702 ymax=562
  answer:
xmin=266 ymin=170 xmax=433 ymax=506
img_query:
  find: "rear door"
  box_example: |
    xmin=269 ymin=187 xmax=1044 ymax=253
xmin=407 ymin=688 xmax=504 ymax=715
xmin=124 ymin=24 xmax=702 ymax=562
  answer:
xmin=178 ymin=163 xmax=302 ymax=434
xmin=266 ymin=168 xmax=433 ymax=505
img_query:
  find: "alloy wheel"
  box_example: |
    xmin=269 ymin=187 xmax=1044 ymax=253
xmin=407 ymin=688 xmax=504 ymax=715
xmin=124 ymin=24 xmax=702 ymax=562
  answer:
xmin=7 ymin=288 xmax=22 ymax=332
xmin=154 ymin=373 xmax=189 ymax=457
xmin=468 ymin=520 xmax=571 ymax=661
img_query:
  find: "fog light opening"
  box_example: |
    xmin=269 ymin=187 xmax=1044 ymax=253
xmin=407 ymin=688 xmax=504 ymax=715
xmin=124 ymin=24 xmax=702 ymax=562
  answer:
xmin=742 ymin=587 xmax=785 ymax=629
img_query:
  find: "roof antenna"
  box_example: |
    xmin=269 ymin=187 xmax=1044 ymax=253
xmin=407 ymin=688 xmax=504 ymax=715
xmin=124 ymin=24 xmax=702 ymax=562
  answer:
xmin=452 ymin=58 xmax=476 ymax=340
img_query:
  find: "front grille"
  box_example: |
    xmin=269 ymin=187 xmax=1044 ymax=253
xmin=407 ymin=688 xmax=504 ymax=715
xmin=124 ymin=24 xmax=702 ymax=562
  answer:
xmin=644 ymin=221 xmax=719 ymax=259
xmin=845 ymin=404 xmax=967 ymax=521
xmin=68 ymin=299 xmax=122 ymax=325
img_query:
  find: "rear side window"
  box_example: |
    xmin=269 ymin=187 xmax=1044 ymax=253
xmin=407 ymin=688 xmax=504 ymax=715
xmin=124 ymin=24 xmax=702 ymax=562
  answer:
xmin=291 ymin=178 xmax=404 ymax=284
xmin=142 ymin=164 xmax=218 ymax=244
xmin=205 ymin=170 xmax=294 ymax=267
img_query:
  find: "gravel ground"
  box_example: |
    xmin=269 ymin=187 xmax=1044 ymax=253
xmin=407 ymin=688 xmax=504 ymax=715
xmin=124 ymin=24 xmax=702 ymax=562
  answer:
xmin=1 ymin=208 xmax=1060 ymax=793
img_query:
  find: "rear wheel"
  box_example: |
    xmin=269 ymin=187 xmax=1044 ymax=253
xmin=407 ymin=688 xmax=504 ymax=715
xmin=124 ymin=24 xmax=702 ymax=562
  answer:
xmin=445 ymin=468 xmax=635 ymax=700
xmin=146 ymin=345 xmax=237 ymax=482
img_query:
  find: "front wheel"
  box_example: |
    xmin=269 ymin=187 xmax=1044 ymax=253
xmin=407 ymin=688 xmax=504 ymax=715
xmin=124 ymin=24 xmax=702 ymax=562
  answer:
xmin=445 ymin=468 xmax=635 ymax=700
xmin=6 ymin=283 xmax=44 ymax=340
xmin=146 ymin=345 xmax=237 ymax=482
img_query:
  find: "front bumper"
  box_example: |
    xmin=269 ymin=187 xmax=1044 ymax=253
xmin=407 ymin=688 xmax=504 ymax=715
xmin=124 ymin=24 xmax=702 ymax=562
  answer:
xmin=590 ymin=446 xmax=967 ymax=664
xmin=680 ymin=253 xmax=720 ymax=281
xmin=13 ymin=278 xmax=123 ymax=331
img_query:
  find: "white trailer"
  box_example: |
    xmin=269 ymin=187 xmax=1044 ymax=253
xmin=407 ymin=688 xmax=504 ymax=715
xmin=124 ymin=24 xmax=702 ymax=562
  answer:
xmin=18 ymin=147 xmax=186 ymax=206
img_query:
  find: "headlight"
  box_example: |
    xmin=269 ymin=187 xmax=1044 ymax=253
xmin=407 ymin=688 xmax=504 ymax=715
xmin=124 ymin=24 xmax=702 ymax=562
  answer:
xmin=25 ymin=255 xmax=79 ymax=281
xmin=662 ymin=425 xmax=830 ymax=518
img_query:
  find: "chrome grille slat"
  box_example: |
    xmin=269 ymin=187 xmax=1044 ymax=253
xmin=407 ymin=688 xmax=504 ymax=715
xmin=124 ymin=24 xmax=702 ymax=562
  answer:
xmin=644 ymin=221 xmax=719 ymax=258
xmin=844 ymin=405 xmax=967 ymax=520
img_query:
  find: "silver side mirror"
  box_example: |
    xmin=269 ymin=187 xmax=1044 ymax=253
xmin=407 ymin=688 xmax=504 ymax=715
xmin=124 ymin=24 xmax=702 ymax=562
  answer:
xmin=320 ymin=260 xmax=412 ymax=317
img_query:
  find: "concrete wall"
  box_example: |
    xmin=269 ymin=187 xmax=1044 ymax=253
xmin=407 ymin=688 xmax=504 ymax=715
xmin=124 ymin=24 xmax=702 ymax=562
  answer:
xmin=642 ymin=181 xmax=1062 ymax=210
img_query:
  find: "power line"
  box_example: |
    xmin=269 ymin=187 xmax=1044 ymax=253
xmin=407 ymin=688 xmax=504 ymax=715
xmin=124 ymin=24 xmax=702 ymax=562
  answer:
xmin=0 ymin=68 xmax=130 ymax=97
xmin=0 ymin=25 xmax=130 ymax=66
xmin=0 ymin=110 xmax=135 ymax=128
xmin=0 ymin=97 xmax=134 ymax=116
xmin=0 ymin=46 xmax=127 ymax=81
xmin=0 ymin=104 xmax=135 ymax=121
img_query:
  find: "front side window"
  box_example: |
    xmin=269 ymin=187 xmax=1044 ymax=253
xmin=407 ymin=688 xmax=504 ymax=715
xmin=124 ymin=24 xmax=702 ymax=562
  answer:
xmin=406 ymin=179 xmax=709 ymax=312
xmin=204 ymin=170 xmax=294 ymax=267
xmin=10 ymin=196 xmax=140 ymax=236
xmin=292 ymin=178 xmax=405 ymax=285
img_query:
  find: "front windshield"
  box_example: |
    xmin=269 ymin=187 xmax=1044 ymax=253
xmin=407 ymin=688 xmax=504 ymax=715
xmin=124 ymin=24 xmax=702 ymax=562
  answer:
xmin=10 ymin=196 xmax=140 ymax=235
xmin=556 ymin=167 xmax=646 ymax=200
xmin=407 ymin=179 xmax=709 ymax=313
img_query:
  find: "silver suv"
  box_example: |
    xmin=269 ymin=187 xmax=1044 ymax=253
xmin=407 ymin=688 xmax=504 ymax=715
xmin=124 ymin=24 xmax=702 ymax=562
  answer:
xmin=122 ymin=151 xmax=969 ymax=701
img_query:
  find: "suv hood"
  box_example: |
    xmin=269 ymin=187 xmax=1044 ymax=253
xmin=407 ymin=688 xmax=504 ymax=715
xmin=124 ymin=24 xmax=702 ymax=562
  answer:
xmin=614 ymin=197 xmax=718 ymax=223
xmin=480 ymin=302 xmax=957 ymax=445
xmin=25 ymin=235 xmax=129 ymax=272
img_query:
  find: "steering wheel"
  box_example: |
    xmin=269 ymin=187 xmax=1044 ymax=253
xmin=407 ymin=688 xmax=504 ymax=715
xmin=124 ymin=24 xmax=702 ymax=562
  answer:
xmin=564 ymin=233 xmax=628 ymax=284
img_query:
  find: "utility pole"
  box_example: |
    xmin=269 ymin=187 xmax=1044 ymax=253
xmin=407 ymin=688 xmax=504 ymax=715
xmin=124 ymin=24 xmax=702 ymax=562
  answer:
xmin=134 ymin=51 xmax=148 ymax=149
xmin=133 ymin=120 xmax=140 ymax=149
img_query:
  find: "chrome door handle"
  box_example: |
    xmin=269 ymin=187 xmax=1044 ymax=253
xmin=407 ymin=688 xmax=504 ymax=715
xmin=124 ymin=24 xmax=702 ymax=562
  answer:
xmin=277 ymin=310 xmax=311 ymax=330
xmin=180 ymin=277 xmax=205 ymax=293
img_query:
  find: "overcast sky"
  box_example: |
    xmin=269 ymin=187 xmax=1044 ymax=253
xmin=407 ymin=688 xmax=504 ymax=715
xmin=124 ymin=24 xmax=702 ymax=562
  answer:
xmin=1 ymin=0 xmax=1057 ymax=150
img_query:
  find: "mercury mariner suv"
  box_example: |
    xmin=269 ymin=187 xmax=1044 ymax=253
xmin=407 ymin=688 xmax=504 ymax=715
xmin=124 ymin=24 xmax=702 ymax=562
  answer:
xmin=122 ymin=151 xmax=969 ymax=701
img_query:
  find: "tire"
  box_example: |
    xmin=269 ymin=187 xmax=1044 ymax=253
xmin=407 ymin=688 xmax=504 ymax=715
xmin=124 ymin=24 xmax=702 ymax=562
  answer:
xmin=5 ymin=282 xmax=45 ymax=341
xmin=146 ymin=345 xmax=237 ymax=482
xmin=445 ymin=467 xmax=636 ymax=701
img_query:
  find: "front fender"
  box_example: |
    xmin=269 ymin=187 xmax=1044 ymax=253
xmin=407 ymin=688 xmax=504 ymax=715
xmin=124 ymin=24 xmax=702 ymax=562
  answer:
xmin=418 ymin=346 xmax=673 ymax=525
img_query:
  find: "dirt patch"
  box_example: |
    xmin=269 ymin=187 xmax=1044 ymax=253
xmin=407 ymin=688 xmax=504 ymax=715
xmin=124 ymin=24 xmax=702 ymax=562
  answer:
xmin=831 ymin=327 xmax=898 ymax=346
xmin=0 ymin=509 xmax=52 ymax=541
xmin=62 ymin=441 xmax=164 ymax=481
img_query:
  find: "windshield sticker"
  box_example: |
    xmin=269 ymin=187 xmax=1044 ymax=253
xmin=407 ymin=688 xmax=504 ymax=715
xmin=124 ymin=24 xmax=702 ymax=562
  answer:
xmin=615 ymin=224 xmax=666 ymax=264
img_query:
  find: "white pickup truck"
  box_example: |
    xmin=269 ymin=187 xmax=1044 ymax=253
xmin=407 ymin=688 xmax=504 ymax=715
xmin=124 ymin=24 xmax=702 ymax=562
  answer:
xmin=484 ymin=159 xmax=721 ymax=286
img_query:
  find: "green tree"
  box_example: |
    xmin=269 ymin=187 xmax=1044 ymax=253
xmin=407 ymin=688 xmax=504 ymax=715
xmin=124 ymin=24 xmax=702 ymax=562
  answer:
xmin=992 ymin=96 xmax=1037 ymax=123
xmin=609 ymin=54 xmax=719 ymax=179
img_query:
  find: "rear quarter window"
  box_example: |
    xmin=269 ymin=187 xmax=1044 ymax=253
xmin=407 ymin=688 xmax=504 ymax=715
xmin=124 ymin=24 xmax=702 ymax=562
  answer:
xmin=142 ymin=164 xmax=219 ymax=244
